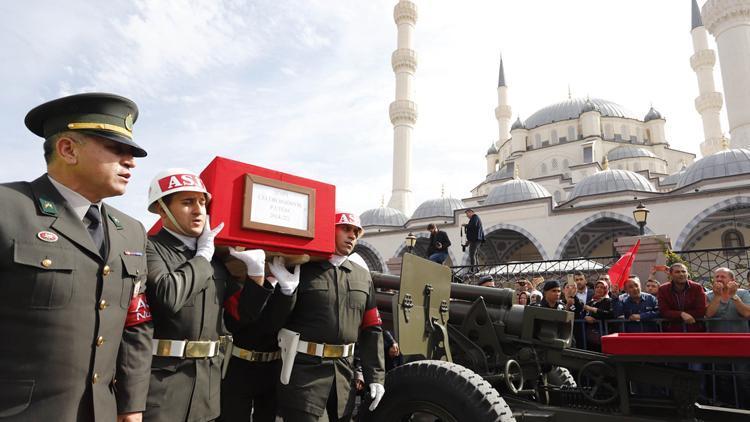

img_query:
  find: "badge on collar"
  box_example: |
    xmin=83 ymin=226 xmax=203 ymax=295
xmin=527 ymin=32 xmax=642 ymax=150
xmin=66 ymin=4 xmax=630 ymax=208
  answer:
xmin=38 ymin=198 xmax=58 ymax=216
xmin=108 ymin=214 xmax=124 ymax=230
xmin=37 ymin=231 xmax=59 ymax=242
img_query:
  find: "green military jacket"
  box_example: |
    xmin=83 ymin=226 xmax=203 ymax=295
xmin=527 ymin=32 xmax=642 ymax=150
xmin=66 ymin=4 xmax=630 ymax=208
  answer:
xmin=280 ymin=259 xmax=385 ymax=418
xmin=144 ymin=229 xmax=231 ymax=422
xmin=0 ymin=175 xmax=153 ymax=421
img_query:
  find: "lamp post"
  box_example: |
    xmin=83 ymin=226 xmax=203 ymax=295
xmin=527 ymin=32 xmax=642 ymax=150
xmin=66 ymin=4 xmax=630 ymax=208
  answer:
xmin=632 ymin=202 xmax=650 ymax=236
xmin=405 ymin=232 xmax=417 ymax=254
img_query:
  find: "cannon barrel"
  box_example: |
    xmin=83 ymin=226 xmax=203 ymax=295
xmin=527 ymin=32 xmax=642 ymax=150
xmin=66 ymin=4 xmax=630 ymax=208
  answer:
xmin=372 ymin=272 xmax=514 ymax=308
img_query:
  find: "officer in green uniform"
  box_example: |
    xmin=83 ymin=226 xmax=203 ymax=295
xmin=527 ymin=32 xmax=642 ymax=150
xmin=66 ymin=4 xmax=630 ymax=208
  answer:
xmin=0 ymin=93 xmax=153 ymax=422
xmin=143 ymin=168 xmax=268 ymax=422
xmin=276 ymin=211 xmax=385 ymax=422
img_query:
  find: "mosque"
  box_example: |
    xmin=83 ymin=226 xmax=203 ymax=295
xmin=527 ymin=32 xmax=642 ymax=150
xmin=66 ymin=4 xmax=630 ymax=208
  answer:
xmin=354 ymin=0 xmax=750 ymax=274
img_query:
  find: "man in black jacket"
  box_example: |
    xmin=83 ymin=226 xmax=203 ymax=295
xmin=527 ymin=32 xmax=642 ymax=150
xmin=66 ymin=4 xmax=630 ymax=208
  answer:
xmin=463 ymin=209 xmax=485 ymax=269
xmin=426 ymin=223 xmax=451 ymax=264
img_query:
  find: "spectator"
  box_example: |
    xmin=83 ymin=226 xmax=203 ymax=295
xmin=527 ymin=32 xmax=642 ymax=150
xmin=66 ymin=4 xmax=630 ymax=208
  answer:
xmin=477 ymin=275 xmax=495 ymax=288
xmin=563 ymin=279 xmax=585 ymax=319
xmin=705 ymin=267 xmax=750 ymax=409
xmin=620 ymin=277 xmax=659 ymax=332
xmin=463 ymin=209 xmax=485 ymax=269
xmin=645 ymin=278 xmax=660 ymax=296
xmin=426 ymin=223 xmax=451 ymax=264
xmin=516 ymin=278 xmax=541 ymax=298
xmin=583 ymin=279 xmax=616 ymax=351
xmin=574 ymin=271 xmax=594 ymax=305
xmin=532 ymin=280 xmax=565 ymax=310
xmin=530 ymin=291 xmax=543 ymax=305
xmin=517 ymin=291 xmax=530 ymax=306
xmin=657 ymin=263 xmax=707 ymax=332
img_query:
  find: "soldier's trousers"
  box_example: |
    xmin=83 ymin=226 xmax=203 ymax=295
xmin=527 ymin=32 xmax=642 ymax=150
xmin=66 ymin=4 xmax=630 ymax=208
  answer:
xmin=220 ymin=357 xmax=280 ymax=421
xmin=278 ymin=379 xmax=354 ymax=422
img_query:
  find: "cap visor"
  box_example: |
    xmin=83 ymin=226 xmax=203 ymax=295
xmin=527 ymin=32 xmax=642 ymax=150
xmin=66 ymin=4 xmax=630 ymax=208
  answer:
xmin=81 ymin=130 xmax=147 ymax=157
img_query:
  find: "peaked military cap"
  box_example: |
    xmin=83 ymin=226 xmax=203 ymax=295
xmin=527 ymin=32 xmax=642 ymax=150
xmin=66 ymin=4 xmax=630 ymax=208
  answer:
xmin=24 ymin=92 xmax=147 ymax=157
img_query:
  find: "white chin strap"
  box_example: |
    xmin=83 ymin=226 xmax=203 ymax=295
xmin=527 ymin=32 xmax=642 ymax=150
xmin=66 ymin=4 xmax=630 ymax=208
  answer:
xmin=158 ymin=198 xmax=192 ymax=236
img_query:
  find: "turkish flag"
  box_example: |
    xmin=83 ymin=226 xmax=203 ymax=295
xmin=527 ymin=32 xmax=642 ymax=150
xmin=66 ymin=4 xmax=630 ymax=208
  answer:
xmin=607 ymin=239 xmax=641 ymax=289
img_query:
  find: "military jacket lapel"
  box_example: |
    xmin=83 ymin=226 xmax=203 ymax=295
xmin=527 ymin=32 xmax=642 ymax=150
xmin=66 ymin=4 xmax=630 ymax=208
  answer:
xmin=30 ymin=175 xmax=101 ymax=259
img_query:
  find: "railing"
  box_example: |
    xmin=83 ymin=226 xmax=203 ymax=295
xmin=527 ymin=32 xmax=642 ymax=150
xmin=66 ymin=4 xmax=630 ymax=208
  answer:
xmin=671 ymin=246 xmax=750 ymax=288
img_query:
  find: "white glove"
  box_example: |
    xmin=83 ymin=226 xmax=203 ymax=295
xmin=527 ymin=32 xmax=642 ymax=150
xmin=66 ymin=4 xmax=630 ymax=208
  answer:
xmin=195 ymin=216 xmax=224 ymax=261
xmin=228 ymin=248 xmax=266 ymax=277
xmin=368 ymin=383 xmax=385 ymax=411
xmin=268 ymin=257 xmax=300 ymax=295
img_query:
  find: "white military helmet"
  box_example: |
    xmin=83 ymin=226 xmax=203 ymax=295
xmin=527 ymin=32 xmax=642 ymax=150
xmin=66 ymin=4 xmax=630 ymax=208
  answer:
xmin=335 ymin=210 xmax=364 ymax=238
xmin=147 ymin=168 xmax=212 ymax=213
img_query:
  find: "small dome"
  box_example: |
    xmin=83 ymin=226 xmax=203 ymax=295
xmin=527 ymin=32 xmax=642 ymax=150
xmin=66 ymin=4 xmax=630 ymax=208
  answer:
xmin=360 ymin=206 xmax=408 ymax=227
xmin=486 ymin=143 xmax=498 ymax=155
xmin=581 ymin=98 xmax=600 ymax=113
xmin=486 ymin=165 xmax=513 ymax=182
xmin=570 ymin=169 xmax=656 ymax=199
xmin=524 ymin=97 xmax=640 ymax=129
xmin=511 ymin=117 xmax=526 ymax=130
xmin=676 ymin=148 xmax=750 ymax=188
xmin=485 ymin=179 xmax=552 ymax=205
xmin=607 ymin=146 xmax=657 ymax=161
xmin=411 ymin=197 xmax=466 ymax=220
xmin=644 ymin=107 xmax=663 ymax=122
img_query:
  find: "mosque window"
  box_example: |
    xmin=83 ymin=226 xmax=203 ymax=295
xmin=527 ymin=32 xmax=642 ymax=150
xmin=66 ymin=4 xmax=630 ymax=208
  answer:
xmin=551 ymin=130 xmax=558 ymax=144
xmin=583 ymin=146 xmax=593 ymax=163
xmin=636 ymin=128 xmax=643 ymax=143
xmin=541 ymin=163 xmax=548 ymax=175
xmin=542 ymin=140 xmax=549 ymax=147
xmin=722 ymin=229 xmax=745 ymax=253
xmin=552 ymin=159 xmax=559 ymax=169
xmin=604 ymin=124 xmax=614 ymax=139
xmin=621 ymin=125 xmax=630 ymax=140
xmin=614 ymin=133 xmax=622 ymax=141
xmin=568 ymin=126 xmax=576 ymax=141
xmin=535 ymin=134 xmax=541 ymax=149
xmin=563 ymin=159 xmax=570 ymax=169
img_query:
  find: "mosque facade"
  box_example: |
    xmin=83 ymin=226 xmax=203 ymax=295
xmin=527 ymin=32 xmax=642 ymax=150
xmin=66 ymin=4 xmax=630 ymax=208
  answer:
xmin=355 ymin=0 xmax=750 ymax=274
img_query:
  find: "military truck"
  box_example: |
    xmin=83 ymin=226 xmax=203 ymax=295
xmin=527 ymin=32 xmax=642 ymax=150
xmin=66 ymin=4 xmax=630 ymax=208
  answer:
xmin=365 ymin=254 xmax=748 ymax=422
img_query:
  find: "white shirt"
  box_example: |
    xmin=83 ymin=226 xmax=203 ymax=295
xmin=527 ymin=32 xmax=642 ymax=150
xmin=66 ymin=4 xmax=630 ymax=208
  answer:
xmin=163 ymin=227 xmax=198 ymax=250
xmin=329 ymin=255 xmax=348 ymax=267
xmin=47 ymin=175 xmax=101 ymax=221
xmin=576 ymin=287 xmax=588 ymax=305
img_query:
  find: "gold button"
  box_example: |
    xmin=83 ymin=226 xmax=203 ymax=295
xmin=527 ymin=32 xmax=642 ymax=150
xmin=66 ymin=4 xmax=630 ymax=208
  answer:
xmin=96 ymin=336 xmax=105 ymax=347
xmin=102 ymin=265 xmax=111 ymax=276
xmin=92 ymin=373 xmax=99 ymax=384
xmin=98 ymin=300 xmax=109 ymax=310
xmin=41 ymin=259 xmax=52 ymax=268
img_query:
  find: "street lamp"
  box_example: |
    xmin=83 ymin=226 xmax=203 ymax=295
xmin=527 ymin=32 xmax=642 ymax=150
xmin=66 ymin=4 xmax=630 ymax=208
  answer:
xmin=632 ymin=202 xmax=650 ymax=235
xmin=405 ymin=232 xmax=417 ymax=254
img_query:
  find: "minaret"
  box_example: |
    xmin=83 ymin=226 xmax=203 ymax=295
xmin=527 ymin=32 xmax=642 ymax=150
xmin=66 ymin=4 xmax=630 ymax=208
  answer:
xmin=495 ymin=56 xmax=512 ymax=146
xmin=387 ymin=0 xmax=418 ymax=214
xmin=690 ymin=0 xmax=724 ymax=156
xmin=702 ymin=0 xmax=750 ymax=149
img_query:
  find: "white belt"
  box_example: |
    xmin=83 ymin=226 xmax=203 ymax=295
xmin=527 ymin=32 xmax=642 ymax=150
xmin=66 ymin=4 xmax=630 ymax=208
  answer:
xmin=296 ymin=340 xmax=355 ymax=358
xmin=231 ymin=346 xmax=281 ymax=362
xmin=152 ymin=339 xmax=220 ymax=358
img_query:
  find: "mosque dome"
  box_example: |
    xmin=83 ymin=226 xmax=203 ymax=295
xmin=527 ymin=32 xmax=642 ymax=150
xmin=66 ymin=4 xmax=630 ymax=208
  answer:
xmin=411 ymin=197 xmax=466 ymax=220
xmin=607 ymin=146 xmax=657 ymax=161
xmin=486 ymin=143 xmax=499 ymax=155
xmin=581 ymin=98 xmax=600 ymax=113
xmin=524 ymin=97 xmax=640 ymax=129
xmin=644 ymin=106 xmax=663 ymax=122
xmin=570 ymin=169 xmax=657 ymax=199
xmin=485 ymin=166 xmax=514 ymax=182
xmin=511 ymin=117 xmax=526 ymax=130
xmin=485 ymin=179 xmax=552 ymax=205
xmin=676 ymin=148 xmax=750 ymax=188
xmin=360 ymin=206 xmax=408 ymax=227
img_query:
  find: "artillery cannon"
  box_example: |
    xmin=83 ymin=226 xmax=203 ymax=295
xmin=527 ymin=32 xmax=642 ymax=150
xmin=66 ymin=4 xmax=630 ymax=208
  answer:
xmin=366 ymin=254 xmax=748 ymax=422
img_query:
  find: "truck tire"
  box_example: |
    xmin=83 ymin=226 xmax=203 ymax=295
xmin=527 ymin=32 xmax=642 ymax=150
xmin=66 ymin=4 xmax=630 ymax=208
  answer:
xmin=547 ymin=366 xmax=577 ymax=388
xmin=371 ymin=360 xmax=516 ymax=422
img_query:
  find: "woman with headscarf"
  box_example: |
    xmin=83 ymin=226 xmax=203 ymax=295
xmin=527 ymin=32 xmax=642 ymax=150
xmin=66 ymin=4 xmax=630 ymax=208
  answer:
xmin=582 ymin=278 xmax=616 ymax=351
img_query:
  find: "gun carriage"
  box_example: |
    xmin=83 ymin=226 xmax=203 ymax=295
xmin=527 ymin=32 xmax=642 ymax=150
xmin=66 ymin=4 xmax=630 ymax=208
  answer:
xmin=367 ymin=254 xmax=749 ymax=422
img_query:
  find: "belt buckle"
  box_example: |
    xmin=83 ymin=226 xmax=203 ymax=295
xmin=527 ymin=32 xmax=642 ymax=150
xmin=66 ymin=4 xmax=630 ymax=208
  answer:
xmin=185 ymin=341 xmax=213 ymax=358
xmin=156 ymin=339 xmax=174 ymax=357
xmin=219 ymin=335 xmax=232 ymax=354
xmin=322 ymin=344 xmax=344 ymax=358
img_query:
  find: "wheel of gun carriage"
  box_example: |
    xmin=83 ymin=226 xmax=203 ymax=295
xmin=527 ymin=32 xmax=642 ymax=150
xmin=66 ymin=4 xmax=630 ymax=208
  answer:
xmin=370 ymin=360 xmax=516 ymax=422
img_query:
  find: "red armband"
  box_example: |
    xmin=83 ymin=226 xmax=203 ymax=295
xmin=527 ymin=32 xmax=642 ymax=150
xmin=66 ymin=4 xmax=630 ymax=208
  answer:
xmin=223 ymin=289 xmax=242 ymax=321
xmin=125 ymin=293 xmax=152 ymax=327
xmin=361 ymin=307 xmax=382 ymax=329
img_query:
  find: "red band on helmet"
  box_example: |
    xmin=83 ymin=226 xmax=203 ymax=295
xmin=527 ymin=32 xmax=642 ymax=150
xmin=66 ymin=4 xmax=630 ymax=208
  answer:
xmin=361 ymin=307 xmax=382 ymax=329
xmin=223 ymin=289 xmax=242 ymax=321
xmin=125 ymin=293 xmax=152 ymax=327
xmin=157 ymin=174 xmax=206 ymax=193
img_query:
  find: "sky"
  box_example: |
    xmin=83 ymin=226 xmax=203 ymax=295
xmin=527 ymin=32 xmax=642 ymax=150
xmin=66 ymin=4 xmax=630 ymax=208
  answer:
xmin=0 ymin=0 xmax=719 ymax=226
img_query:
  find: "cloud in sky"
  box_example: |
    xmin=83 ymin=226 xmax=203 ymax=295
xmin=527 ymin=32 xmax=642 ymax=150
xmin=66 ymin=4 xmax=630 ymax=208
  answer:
xmin=0 ymin=1 xmax=720 ymax=226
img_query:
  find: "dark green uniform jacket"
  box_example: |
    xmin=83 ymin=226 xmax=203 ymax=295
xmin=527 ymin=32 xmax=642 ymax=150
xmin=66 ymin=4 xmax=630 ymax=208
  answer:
xmin=0 ymin=175 xmax=153 ymax=421
xmin=278 ymin=259 xmax=385 ymax=418
xmin=144 ymin=229 xmax=231 ymax=422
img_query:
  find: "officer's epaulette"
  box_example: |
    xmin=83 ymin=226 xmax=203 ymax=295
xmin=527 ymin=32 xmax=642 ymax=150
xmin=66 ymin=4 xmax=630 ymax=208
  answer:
xmin=38 ymin=197 xmax=59 ymax=216
xmin=108 ymin=213 xmax=124 ymax=230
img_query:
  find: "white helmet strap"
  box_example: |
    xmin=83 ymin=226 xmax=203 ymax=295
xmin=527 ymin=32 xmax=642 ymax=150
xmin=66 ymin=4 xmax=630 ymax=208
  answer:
xmin=158 ymin=197 xmax=192 ymax=237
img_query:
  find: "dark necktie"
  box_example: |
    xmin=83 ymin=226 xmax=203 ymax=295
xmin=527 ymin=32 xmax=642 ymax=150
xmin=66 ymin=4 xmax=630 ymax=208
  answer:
xmin=85 ymin=205 xmax=108 ymax=258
